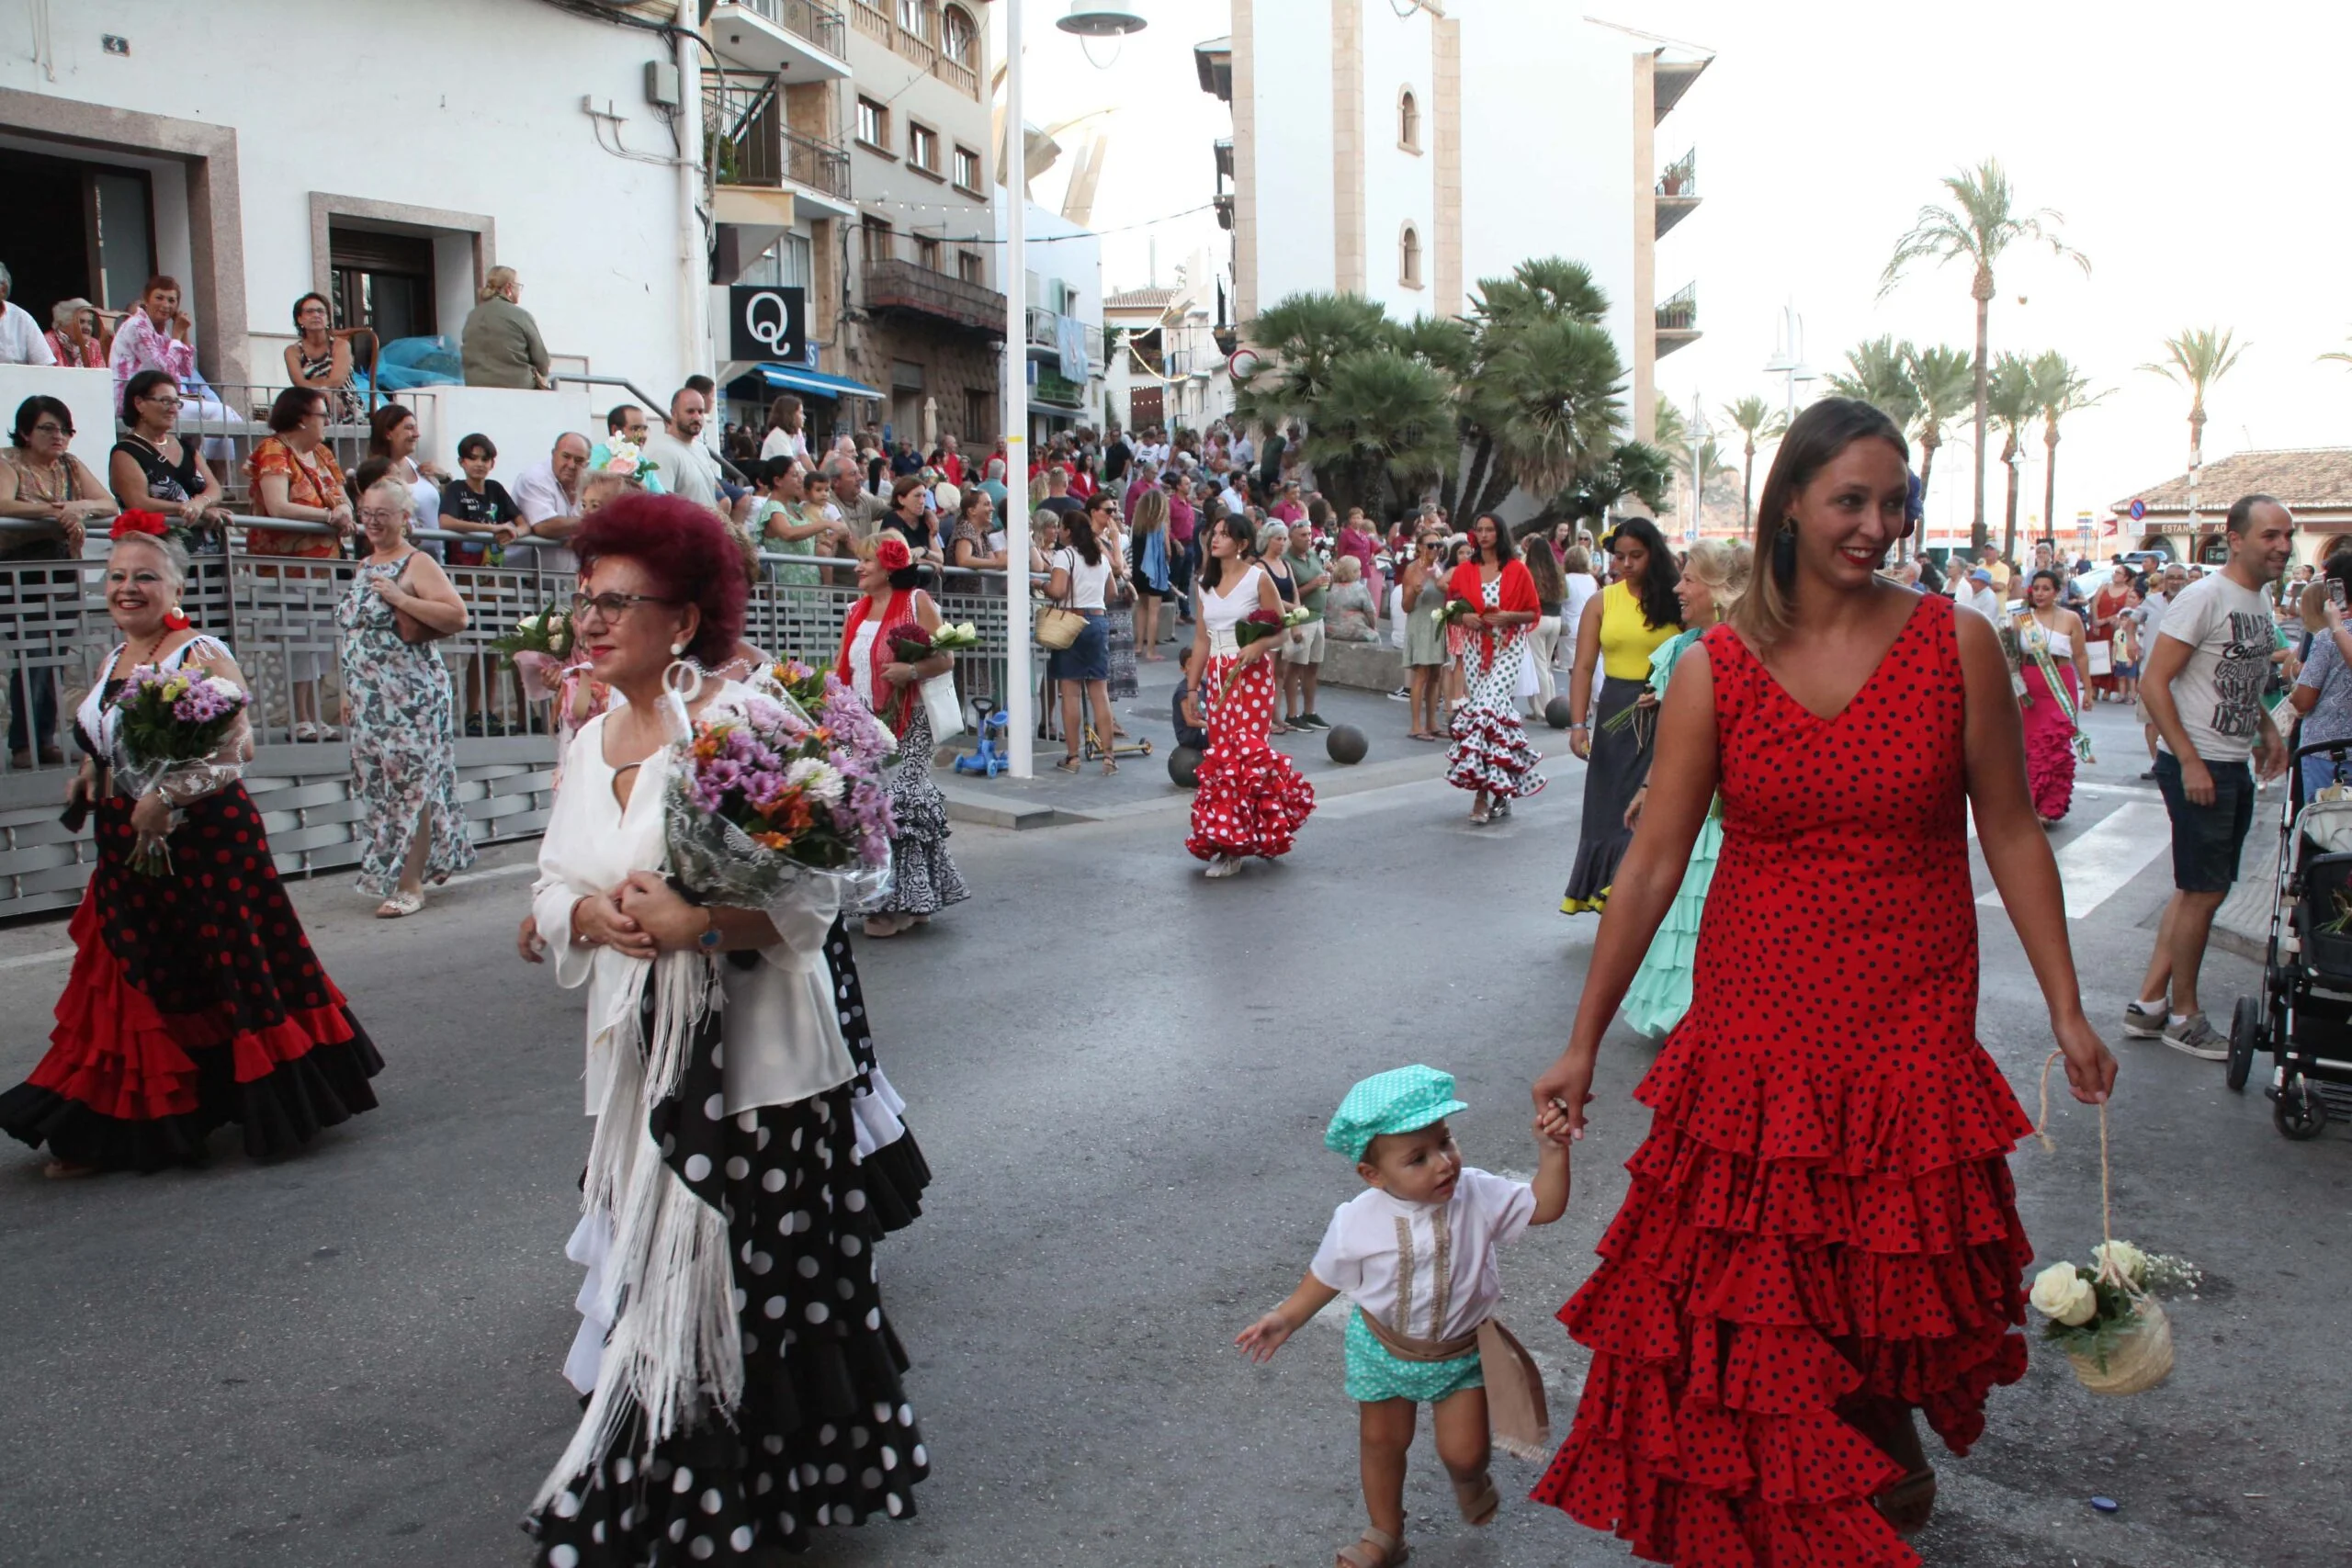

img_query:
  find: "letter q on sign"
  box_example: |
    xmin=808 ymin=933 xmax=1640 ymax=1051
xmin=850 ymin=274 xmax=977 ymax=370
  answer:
xmin=728 ymin=285 xmax=807 ymax=364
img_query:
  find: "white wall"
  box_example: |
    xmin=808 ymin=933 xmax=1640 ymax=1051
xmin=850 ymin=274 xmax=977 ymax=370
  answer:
xmin=0 ymin=367 xmax=119 ymax=487
xmin=402 ymin=385 xmax=600 ymax=478
xmin=1247 ymin=0 xmax=1338 ymax=313
xmin=1358 ymin=0 xmax=1437 ymax=320
xmin=1456 ymin=9 xmax=1638 ymax=370
xmin=3 ymin=0 xmax=693 ymax=390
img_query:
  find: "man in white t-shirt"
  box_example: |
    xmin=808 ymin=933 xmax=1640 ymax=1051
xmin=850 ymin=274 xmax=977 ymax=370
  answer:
xmin=1957 ymin=568 xmax=2002 ymax=622
xmin=513 ymin=432 xmax=592 ymax=575
xmin=2129 ymin=496 xmax=2293 ymax=1059
xmin=645 ymin=387 xmax=723 ymax=513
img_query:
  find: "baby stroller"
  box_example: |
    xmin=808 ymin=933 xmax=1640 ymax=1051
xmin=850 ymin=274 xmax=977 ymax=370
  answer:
xmin=2227 ymin=738 xmax=2352 ymax=1138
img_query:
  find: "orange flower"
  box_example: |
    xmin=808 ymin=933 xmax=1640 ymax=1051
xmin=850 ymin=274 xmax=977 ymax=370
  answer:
xmin=751 ymin=829 xmax=792 ymax=850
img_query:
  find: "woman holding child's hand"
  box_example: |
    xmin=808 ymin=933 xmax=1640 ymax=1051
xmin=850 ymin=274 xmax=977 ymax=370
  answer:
xmin=1524 ymin=401 xmax=2116 ymax=1562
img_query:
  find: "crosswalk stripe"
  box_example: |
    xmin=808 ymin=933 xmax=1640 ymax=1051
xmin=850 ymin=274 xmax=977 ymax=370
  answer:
xmin=1977 ymin=800 xmax=2172 ymax=919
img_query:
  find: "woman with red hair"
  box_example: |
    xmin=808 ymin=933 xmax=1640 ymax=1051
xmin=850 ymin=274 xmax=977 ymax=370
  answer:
xmin=837 ymin=533 xmax=967 ymax=935
xmin=525 ymin=493 xmax=930 ymax=1562
xmin=1445 ymin=513 xmax=1547 ymax=823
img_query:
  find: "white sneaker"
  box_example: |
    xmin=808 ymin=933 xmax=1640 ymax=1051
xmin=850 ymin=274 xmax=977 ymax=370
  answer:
xmin=1204 ymin=853 xmax=1241 ymax=879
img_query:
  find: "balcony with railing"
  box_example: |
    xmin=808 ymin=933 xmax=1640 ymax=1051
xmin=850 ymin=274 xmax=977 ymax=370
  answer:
xmin=705 ymin=75 xmax=853 ymax=204
xmin=847 ymin=1 xmax=981 ymax=100
xmin=1655 ymin=148 xmax=1700 ymax=239
xmin=1656 ymin=282 xmax=1701 ymax=356
xmin=861 ymin=231 xmax=1005 ymax=334
xmin=708 ymin=0 xmax=850 ymax=78
xmin=1023 ymin=306 xmax=1107 ymax=370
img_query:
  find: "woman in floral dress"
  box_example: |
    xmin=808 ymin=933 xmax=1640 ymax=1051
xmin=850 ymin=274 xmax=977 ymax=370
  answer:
xmin=1444 ymin=513 xmax=1546 ymax=824
xmin=336 ymin=477 xmax=476 ymax=917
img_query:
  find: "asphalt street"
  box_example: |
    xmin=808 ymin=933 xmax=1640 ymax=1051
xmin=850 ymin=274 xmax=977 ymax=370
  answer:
xmin=1 ymin=696 xmax=2346 ymax=1568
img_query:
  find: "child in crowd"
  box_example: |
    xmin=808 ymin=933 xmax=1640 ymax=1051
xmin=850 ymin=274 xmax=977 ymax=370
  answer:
xmin=1238 ymin=1066 xmax=1572 ymax=1568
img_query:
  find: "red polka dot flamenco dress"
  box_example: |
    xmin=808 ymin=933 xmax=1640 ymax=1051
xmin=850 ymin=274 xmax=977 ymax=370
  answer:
xmin=1532 ymin=594 xmax=2036 ymax=1566
xmin=0 ymin=652 xmax=381 ymax=1172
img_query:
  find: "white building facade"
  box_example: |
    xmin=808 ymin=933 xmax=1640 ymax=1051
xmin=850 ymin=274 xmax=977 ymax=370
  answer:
xmin=1198 ymin=1 xmax=1708 ymax=442
xmin=2 ymin=0 xmax=702 ymax=425
xmin=994 ymin=200 xmax=1105 ymax=445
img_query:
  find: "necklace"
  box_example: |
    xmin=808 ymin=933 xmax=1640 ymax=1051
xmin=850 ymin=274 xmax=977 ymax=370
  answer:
xmin=126 ymin=626 xmax=174 ymax=673
xmin=13 ymin=453 xmax=67 ymax=503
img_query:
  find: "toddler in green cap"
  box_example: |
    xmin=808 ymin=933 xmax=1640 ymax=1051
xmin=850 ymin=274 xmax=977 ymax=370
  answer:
xmin=1236 ymin=1065 xmax=1572 ymax=1568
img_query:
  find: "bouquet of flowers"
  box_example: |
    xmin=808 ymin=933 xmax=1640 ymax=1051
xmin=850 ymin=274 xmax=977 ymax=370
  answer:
xmin=763 ymin=658 xmax=832 ymax=713
xmin=113 ymin=664 xmax=251 ymax=874
xmin=2029 ymin=1238 xmax=2198 ymax=1395
xmin=889 ymin=621 xmax=981 ymax=663
xmin=596 ymin=438 xmax=662 ymax=488
xmin=1436 ymin=597 xmax=1480 ymax=632
xmin=491 ymin=601 xmax=577 ymax=700
xmin=664 ymin=682 xmax=898 ymax=914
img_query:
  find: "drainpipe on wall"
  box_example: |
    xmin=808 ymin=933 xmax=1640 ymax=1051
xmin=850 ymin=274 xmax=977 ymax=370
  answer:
xmin=675 ymin=0 xmax=711 ymax=389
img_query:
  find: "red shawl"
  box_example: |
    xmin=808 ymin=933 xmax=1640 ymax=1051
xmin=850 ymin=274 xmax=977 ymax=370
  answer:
xmin=1446 ymin=558 xmax=1539 ymax=663
xmin=836 ymin=589 xmax=923 ymax=729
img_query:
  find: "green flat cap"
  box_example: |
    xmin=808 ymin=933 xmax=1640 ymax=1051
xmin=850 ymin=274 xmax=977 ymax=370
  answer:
xmin=1326 ymin=1065 xmax=1468 ymax=1162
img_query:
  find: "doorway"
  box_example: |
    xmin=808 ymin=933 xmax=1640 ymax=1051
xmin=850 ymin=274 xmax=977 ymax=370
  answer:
xmin=0 ymin=146 xmax=155 ymax=321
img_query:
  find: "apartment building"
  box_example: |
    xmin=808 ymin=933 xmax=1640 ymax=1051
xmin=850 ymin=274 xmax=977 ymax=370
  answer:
xmin=1195 ymin=3 xmax=1708 ymax=442
xmin=1102 ymin=246 xmax=1237 ymax=437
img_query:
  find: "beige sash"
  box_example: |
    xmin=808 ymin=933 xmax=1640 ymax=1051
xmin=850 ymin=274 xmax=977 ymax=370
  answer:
xmin=1357 ymin=1310 xmax=1553 ymax=1461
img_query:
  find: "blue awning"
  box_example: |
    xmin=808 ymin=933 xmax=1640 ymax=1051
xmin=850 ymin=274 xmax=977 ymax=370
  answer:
xmin=755 ymin=363 xmax=883 ymax=400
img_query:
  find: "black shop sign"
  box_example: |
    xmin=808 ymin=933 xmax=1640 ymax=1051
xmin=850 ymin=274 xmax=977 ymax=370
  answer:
xmin=728 ymin=285 xmax=806 ymax=363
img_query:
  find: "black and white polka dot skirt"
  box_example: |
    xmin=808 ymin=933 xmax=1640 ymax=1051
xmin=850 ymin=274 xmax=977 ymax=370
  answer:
xmin=527 ymin=1080 xmax=928 ymax=1562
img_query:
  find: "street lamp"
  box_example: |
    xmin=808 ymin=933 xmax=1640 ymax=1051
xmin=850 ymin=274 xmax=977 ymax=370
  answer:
xmin=1001 ymin=0 xmax=1148 ymax=778
xmin=1759 ymin=299 xmax=1815 ymax=422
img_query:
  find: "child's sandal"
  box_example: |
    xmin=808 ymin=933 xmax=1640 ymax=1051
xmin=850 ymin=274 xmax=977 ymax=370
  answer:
xmin=1336 ymin=1527 xmax=1408 ymax=1568
xmin=1453 ymin=1472 xmax=1500 ymax=1527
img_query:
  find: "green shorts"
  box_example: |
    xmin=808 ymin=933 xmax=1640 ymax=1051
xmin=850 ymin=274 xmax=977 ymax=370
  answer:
xmin=1344 ymin=1309 xmax=1484 ymax=1404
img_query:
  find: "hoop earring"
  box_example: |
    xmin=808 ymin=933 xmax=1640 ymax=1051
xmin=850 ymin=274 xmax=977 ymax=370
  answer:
xmin=663 ymin=658 xmax=707 ymax=705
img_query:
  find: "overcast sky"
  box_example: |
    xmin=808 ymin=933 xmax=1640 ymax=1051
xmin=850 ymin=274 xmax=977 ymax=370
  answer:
xmin=999 ymin=1 xmax=2352 ymax=547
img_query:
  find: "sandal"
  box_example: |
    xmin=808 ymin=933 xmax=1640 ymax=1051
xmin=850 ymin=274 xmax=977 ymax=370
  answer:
xmin=1055 ymin=755 xmax=1082 ymax=773
xmin=1453 ymin=1472 xmax=1500 ymax=1527
xmin=375 ymin=889 xmax=424 ymax=919
xmin=863 ymin=914 xmax=906 ymax=938
xmin=1101 ymin=758 xmax=1118 ymax=775
xmin=1337 ymin=1527 xmax=1408 ymax=1568
xmin=42 ymin=1159 xmax=98 ymax=1179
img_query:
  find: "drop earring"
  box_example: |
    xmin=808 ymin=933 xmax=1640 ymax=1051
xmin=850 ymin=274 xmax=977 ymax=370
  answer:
xmin=1772 ymin=523 xmax=1797 ymax=586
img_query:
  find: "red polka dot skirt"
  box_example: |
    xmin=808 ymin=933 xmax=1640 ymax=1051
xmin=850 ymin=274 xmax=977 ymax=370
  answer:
xmin=1185 ymin=653 xmax=1315 ymax=862
xmin=0 ymin=786 xmax=382 ymax=1171
xmin=1531 ymin=595 xmax=2036 ymax=1566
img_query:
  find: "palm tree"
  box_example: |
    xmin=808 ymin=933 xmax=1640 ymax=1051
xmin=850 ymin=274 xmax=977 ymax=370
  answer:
xmin=1480 ymin=316 xmax=1626 ymax=500
xmin=1298 ymin=349 xmax=1459 ymax=518
xmin=1568 ymin=440 xmax=1674 ymax=526
xmin=1232 ymin=291 xmax=1394 ymax=434
xmin=2030 ymin=351 xmax=2105 ymax=558
xmin=1880 ymin=160 xmax=2090 ymax=551
xmin=2140 ymin=326 xmax=2246 ymax=535
xmin=1446 ymin=259 xmax=1613 ymax=518
xmin=1986 ymin=353 xmax=2040 ymax=563
xmin=1651 ymin=397 xmax=1688 ymax=458
xmin=1719 ymin=394 xmax=1787 ymax=535
xmin=1826 ymin=335 xmax=1922 ymax=433
xmin=1904 ymin=344 xmax=1975 ymax=536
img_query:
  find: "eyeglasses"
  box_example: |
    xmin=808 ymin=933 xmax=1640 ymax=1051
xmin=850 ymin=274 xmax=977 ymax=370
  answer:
xmin=571 ymin=591 xmax=680 ymax=624
xmin=357 ymin=509 xmax=406 ymax=527
xmin=29 ymin=420 xmax=72 ymax=438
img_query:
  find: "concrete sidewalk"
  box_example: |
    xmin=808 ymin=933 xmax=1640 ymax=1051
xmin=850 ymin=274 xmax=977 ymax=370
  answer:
xmin=931 ymin=629 xmax=1575 ymax=828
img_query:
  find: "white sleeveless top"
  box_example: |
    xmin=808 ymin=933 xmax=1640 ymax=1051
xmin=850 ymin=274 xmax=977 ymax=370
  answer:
xmin=75 ymin=634 xmax=232 ymax=761
xmin=1199 ymin=563 xmax=1264 ymax=654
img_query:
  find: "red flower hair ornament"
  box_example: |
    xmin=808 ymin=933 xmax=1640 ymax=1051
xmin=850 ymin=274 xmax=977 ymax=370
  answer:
xmin=111 ymin=510 xmax=171 ymax=541
xmin=871 ymin=535 xmax=912 ymax=573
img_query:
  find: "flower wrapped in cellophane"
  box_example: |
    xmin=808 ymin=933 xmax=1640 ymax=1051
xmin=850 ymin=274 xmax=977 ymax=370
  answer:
xmin=112 ymin=663 xmax=253 ymax=874
xmin=491 ymin=600 xmax=577 ymax=701
xmin=663 ymin=682 xmax=898 ymax=914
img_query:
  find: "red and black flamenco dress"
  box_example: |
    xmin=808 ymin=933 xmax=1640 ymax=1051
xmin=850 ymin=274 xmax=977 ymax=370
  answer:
xmin=0 ymin=775 xmax=381 ymax=1173
xmin=1532 ymin=596 xmax=2035 ymax=1566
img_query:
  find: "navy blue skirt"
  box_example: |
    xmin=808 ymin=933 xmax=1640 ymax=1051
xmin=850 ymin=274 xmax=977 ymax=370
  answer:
xmin=1048 ymin=610 xmax=1110 ymax=682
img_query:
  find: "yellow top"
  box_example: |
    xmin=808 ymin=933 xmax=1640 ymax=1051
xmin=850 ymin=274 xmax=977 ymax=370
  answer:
xmin=1599 ymin=579 xmax=1679 ymax=682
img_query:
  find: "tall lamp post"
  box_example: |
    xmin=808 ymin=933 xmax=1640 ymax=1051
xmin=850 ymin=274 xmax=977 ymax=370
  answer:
xmin=1759 ymin=299 xmax=1815 ymax=423
xmin=1001 ymin=1 xmax=1147 ymax=778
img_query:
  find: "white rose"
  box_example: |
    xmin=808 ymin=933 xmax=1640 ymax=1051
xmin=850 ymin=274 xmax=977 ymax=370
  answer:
xmin=2093 ymin=1240 xmax=2147 ymax=1285
xmin=2030 ymin=1262 xmax=2098 ymax=1326
xmin=956 ymin=622 xmax=978 ymax=639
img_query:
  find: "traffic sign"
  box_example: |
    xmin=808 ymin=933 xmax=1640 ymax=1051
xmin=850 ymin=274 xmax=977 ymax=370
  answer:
xmin=2128 ymin=498 xmax=2147 ymax=522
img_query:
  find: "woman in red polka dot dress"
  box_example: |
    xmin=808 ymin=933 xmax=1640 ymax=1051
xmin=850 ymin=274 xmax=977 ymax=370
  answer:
xmin=0 ymin=525 xmax=381 ymax=1176
xmin=1184 ymin=514 xmax=1315 ymax=877
xmin=1527 ymin=400 xmax=2118 ymax=1563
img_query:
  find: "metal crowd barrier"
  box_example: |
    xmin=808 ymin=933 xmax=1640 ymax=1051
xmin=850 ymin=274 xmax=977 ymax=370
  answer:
xmin=0 ymin=514 xmax=1014 ymax=916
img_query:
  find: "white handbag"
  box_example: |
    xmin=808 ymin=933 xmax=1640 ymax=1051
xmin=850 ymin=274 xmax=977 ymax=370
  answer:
xmin=921 ymin=670 xmax=965 ymax=739
xmin=2087 ymin=640 xmax=2113 ymax=676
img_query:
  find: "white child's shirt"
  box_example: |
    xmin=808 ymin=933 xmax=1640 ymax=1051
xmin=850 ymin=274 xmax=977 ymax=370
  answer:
xmin=1309 ymin=1168 xmax=1535 ymax=1342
